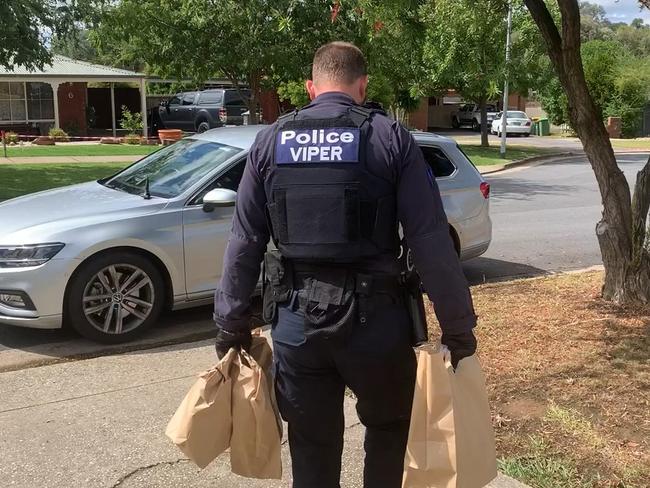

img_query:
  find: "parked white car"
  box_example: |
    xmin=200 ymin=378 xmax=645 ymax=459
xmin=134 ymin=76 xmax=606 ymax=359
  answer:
xmin=0 ymin=127 xmax=491 ymax=343
xmin=451 ymin=103 xmax=499 ymax=131
xmin=491 ymin=111 xmax=533 ymax=136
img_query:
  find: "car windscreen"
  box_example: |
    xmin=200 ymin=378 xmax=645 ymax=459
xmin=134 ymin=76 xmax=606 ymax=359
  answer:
xmin=102 ymin=139 xmax=243 ymax=198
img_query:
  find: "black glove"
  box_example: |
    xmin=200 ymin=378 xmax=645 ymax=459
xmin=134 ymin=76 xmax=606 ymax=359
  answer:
xmin=215 ymin=327 xmax=252 ymax=359
xmin=441 ymin=330 xmax=477 ymax=369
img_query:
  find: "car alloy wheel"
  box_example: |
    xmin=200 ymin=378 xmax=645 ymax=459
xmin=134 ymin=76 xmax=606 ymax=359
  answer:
xmin=197 ymin=121 xmax=210 ymax=133
xmin=82 ymin=263 xmax=155 ymax=335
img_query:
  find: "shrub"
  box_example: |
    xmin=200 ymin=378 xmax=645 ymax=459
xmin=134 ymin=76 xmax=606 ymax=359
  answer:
xmin=3 ymin=131 xmax=19 ymax=144
xmin=120 ymin=105 xmax=143 ymax=135
xmin=122 ymin=134 xmax=142 ymax=145
xmin=48 ymin=127 xmax=70 ymax=142
xmin=62 ymin=120 xmax=81 ymax=137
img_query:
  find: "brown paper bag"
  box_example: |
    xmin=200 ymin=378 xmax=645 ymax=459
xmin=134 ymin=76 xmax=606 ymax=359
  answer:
xmin=403 ymin=345 xmax=497 ymax=488
xmin=165 ymin=347 xmax=236 ymax=469
xmin=230 ymin=337 xmax=283 ymax=479
xmin=165 ymin=336 xmax=282 ymax=479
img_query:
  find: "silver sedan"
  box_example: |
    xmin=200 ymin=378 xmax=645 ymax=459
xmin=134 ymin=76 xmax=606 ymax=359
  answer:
xmin=0 ymin=126 xmax=491 ymax=343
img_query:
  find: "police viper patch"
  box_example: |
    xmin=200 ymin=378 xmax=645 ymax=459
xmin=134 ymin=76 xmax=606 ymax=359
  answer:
xmin=275 ymin=128 xmax=360 ymax=164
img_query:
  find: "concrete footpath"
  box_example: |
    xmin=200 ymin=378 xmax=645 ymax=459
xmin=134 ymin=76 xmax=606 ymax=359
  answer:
xmin=0 ymin=338 xmax=528 ymax=488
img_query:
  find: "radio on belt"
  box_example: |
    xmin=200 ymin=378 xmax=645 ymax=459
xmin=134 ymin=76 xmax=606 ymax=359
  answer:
xmin=275 ymin=127 xmax=360 ymax=164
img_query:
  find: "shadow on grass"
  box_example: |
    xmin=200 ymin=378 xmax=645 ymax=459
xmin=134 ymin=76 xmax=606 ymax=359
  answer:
xmin=462 ymin=257 xmax=550 ymax=285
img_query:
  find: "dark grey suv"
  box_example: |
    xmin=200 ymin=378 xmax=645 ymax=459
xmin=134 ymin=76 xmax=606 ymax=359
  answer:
xmin=156 ymin=89 xmax=250 ymax=133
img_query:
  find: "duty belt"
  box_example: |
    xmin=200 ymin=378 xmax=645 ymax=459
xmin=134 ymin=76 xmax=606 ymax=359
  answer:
xmin=290 ymin=271 xmax=403 ymax=324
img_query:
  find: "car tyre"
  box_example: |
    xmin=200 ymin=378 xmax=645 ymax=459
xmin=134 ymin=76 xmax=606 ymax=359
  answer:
xmin=196 ymin=121 xmax=210 ymax=133
xmin=472 ymin=119 xmax=480 ymax=132
xmin=524 ymin=133 xmax=530 ymax=137
xmin=65 ymin=251 xmax=165 ymax=344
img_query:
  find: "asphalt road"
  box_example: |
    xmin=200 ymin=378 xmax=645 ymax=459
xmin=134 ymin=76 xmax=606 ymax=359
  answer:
xmin=463 ymin=152 xmax=648 ymax=283
xmin=1 ymin=152 xmax=647 ymax=358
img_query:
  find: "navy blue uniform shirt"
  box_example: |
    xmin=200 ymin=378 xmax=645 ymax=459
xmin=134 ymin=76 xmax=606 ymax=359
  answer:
xmin=214 ymin=92 xmax=477 ymax=335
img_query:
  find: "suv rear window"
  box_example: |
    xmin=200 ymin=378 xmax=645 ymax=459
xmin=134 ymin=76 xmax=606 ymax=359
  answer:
xmin=419 ymin=145 xmax=456 ymax=178
xmin=198 ymin=91 xmax=223 ymax=105
xmin=224 ymin=90 xmax=249 ymax=106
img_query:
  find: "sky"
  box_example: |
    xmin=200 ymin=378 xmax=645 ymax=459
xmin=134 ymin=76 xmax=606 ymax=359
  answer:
xmin=591 ymin=0 xmax=650 ymax=24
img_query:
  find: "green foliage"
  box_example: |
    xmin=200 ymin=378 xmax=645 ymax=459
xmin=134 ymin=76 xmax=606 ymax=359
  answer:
xmin=120 ymin=106 xmax=143 ymax=135
xmin=537 ymin=75 xmax=569 ymax=126
xmin=357 ymin=1 xmax=426 ymax=116
xmin=277 ymin=80 xmax=310 ymax=108
xmin=48 ymin=128 xmax=70 ymax=142
xmin=581 ymin=40 xmax=625 ymax=110
xmin=537 ymin=39 xmax=650 ymax=137
xmin=51 ymin=29 xmax=100 ymax=64
xmin=0 ymin=1 xmax=102 ymax=70
xmin=94 ymin=0 xmax=357 ymax=122
xmin=122 ymin=133 xmax=142 ymax=145
xmin=577 ymin=2 xmax=650 ymax=55
xmin=3 ymin=131 xmax=19 ymax=145
xmin=605 ymin=60 xmax=650 ymax=137
xmin=420 ymin=0 xmax=508 ymax=102
xmin=499 ymin=436 xmax=592 ymax=488
xmin=62 ymin=120 xmax=82 ymax=137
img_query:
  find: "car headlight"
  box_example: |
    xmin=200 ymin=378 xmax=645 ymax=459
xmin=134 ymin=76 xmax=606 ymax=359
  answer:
xmin=0 ymin=243 xmax=65 ymax=268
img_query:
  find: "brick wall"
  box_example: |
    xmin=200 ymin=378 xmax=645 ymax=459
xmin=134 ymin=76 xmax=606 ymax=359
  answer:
xmin=58 ymin=82 xmax=87 ymax=136
xmin=409 ymin=97 xmax=429 ymax=131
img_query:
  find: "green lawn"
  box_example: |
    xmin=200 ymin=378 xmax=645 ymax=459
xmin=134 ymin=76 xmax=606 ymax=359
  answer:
xmin=0 ymin=144 xmax=552 ymax=202
xmin=2 ymin=144 xmax=159 ymax=158
xmin=0 ymin=163 xmax=129 ymax=201
xmin=609 ymin=138 xmax=650 ymax=150
xmin=460 ymin=144 xmax=549 ymax=166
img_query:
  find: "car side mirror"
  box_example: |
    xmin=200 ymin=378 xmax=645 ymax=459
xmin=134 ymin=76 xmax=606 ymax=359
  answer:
xmin=202 ymin=188 xmax=237 ymax=212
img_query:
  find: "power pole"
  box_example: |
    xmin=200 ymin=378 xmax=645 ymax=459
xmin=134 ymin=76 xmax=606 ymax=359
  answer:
xmin=500 ymin=1 xmax=513 ymax=158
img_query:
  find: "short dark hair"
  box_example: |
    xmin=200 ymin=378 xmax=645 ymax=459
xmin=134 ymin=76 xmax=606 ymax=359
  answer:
xmin=312 ymin=42 xmax=368 ymax=85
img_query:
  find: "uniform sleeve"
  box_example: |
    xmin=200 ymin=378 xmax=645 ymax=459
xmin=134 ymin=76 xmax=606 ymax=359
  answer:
xmin=392 ymin=123 xmax=477 ymax=334
xmin=213 ymin=132 xmax=270 ymax=332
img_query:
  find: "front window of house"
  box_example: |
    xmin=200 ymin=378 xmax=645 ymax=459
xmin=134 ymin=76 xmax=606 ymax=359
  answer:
xmin=0 ymin=82 xmax=54 ymax=122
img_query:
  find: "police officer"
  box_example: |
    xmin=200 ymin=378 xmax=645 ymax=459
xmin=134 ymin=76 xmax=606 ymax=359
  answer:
xmin=214 ymin=42 xmax=478 ymax=488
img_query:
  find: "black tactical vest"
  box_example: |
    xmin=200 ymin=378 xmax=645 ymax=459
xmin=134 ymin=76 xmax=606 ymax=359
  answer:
xmin=265 ymin=105 xmax=399 ymax=263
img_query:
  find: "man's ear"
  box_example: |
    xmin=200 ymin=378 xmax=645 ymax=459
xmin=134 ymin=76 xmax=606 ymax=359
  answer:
xmin=357 ymin=75 xmax=369 ymax=104
xmin=305 ymin=80 xmax=317 ymax=101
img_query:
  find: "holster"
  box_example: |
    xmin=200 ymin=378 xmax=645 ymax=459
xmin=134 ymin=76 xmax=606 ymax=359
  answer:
xmin=262 ymin=250 xmax=292 ymax=323
xmin=400 ymin=269 xmax=429 ymax=347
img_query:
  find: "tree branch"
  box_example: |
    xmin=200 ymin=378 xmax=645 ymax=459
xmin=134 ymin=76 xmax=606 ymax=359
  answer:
xmin=631 ymin=155 xmax=650 ymax=263
xmin=523 ymin=0 xmax=562 ymax=67
xmin=557 ymin=0 xmax=581 ymax=51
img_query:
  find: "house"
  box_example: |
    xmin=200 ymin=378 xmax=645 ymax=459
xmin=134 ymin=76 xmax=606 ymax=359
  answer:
xmin=0 ymin=55 xmax=147 ymax=137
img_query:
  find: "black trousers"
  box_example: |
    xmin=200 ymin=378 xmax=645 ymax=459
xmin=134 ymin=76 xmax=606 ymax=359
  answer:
xmin=272 ymin=302 xmax=417 ymax=488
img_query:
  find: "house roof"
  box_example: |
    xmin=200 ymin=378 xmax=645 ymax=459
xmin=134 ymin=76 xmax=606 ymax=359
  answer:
xmin=0 ymin=55 xmax=145 ymax=80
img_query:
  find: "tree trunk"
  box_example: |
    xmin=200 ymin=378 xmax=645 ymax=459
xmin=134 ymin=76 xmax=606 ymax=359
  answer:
xmin=479 ymin=98 xmax=489 ymax=147
xmin=525 ymin=0 xmax=650 ymax=305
